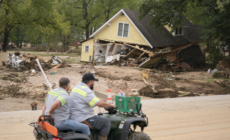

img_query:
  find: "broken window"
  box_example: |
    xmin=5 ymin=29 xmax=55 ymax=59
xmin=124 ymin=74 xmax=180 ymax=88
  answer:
xmin=117 ymin=23 xmax=129 ymax=37
xmin=85 ymin=45 xmax=89 ymax=52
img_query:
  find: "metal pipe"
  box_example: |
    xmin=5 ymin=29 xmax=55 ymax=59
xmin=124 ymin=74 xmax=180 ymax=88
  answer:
xmin=36 ymin=59 xmax=52 ymax=90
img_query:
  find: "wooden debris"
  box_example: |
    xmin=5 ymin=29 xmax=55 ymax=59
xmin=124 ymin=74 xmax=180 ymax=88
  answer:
xmin=159 ymin=88 xmax=175 ymax=92
xmin=178 ymin=91 xmax=191 ymax=94
xmin=178 ymin=93 xmax=192 ymax=97
xmin=142 ymin=69 xmax=150 ymax=80
xmin=141 ymin=77 xmax=151 ymax=87
xmin=148 ymin=52 xmax=154 ymax=57
xmin=51 ymin=64 xmax=62 ymax=69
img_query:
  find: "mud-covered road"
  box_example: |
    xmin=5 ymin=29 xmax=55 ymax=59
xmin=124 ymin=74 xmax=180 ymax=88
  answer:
xmin=0 ymin=95 xmax=230 ymax=140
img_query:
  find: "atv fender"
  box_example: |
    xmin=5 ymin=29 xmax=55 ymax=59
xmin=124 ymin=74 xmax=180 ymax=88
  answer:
xmin=119 ymin=117 xmax=147 ymax=140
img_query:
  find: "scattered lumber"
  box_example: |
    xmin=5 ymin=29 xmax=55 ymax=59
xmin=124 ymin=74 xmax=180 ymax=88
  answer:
xmin=51 ymin=64 xmax=62 ymax=69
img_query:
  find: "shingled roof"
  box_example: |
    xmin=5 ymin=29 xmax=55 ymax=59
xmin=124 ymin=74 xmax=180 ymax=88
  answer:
xmin=123 ymin=9 xmax=203 ymax=48
xmin=90 ymin=9 xmax=203 ymax=48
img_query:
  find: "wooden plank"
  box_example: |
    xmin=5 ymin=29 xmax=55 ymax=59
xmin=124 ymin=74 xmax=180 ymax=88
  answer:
xmin=115 ymin=43 xmax=123 ymax=47
xmin=97 ymin=38 xmax=150 ymax=48
xmin=51 ymin=63 xmax=62 ymax=69
xmin=124 ymin=43 xmax=151 ymax=53
xmin=95 ymin=43 xmax=109 ymax=46
xmin=124 ymin=49 xmax=137 ymax=58
xmin=108 ymin=43 xmax=115 ymax=52
xmin=137 ymin=52 xmax=145 ymax=60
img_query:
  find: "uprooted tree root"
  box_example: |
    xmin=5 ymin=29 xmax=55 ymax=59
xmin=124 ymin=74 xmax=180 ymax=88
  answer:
xmin=138 ymin=86 xmax=179 ymax=98
xmin=139 ymin=73 xmax=180 ymax=98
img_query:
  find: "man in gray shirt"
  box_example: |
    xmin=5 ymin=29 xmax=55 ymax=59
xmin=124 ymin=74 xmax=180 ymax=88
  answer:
xmin=42 ymin=77 xmax=91 ymax=137
xmin=70 ymin=73 xmax=115 ymax=140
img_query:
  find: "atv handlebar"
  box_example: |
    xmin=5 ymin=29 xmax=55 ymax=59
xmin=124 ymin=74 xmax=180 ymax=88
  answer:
xmin=104 ymin=107 xmax=117 ymax=114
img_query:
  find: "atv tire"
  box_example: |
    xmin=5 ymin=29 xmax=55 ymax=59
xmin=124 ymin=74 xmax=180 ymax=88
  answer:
xmin=128 ymin=132 xmax=151 ymax=140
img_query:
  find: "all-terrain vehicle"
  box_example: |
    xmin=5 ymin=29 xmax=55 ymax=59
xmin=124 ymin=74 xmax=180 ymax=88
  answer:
xmin=29 ymin=96 xmax=150 ymax=140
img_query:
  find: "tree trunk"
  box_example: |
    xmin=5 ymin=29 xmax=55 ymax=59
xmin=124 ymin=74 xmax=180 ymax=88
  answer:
xmin=83 ymin=0 xmax=89 ymax=39
xmin=64 ymin=35 xmax=66 ymax=52
xmin=2 ymin=28 xmax=9 ymax=52
xmin=85 ymin=26 xmax=90 ymax=39
xmin=19 ymin=40 xmax=22 ymax=49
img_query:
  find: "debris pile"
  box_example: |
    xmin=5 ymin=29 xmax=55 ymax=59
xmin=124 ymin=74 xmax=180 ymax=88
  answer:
xmin=95 ymin=42 xmax=206 ymax=71
xmin=139 ymin=42 xmax=206 ymax=71
xmin=0 ymin=81 xmax=49 ymax=101
xmin=4 ymin=52 xmax=70 ymax=71
xmin=208 ymin=58 xmax=230 ymax=78
xmin=94 ymin=42 xmax=151 ymax=66
xmin=1 ymin=73 xmax=27 ymax=83
xmin=214 ymin=79 xmax=230 ymax=89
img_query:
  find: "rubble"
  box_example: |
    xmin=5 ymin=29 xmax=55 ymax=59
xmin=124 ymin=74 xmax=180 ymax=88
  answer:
xmin=214 ymin=79 xmax=230 ymax=89
xmin=139 ymin=42 xmax=206 ymax=71
xmin=97 ymin=42 xmax=206 ymax=72
xmin=208 ymin=58 xmax=230 ymax=78
xmin=3 ymin=52 xmax=71 ymax=72
xmin=0 ymin=81 xmax=47 ymax=101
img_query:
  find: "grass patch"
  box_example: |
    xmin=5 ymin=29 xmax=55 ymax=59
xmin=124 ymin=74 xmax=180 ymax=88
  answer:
xmin=62 ymin=59 xmax=85 ymax=64
xmin=203 ymin=79 xmax=215 ymax=83
xmin=62 ymin=59 xmax=82 ymax=64
xmin=203 ymin=78 xmax=230 ymax=83
xmin=62 ymin=59 xmax=77 ymax=63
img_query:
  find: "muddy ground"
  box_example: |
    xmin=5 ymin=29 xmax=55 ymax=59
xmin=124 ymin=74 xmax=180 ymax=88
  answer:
xmin=0 ymin=52 xmax=229 ymax=111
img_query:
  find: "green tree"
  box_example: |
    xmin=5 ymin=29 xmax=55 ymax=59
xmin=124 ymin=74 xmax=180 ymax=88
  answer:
xmin=0 ymin=0 xmax=67 ymax=52
xmin=67 ymin=0 xmax=139 ymax=39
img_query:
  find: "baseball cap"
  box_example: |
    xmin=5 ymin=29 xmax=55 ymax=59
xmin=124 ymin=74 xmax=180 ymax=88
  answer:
xmin=82 ymin=73 xmax=99 ymax=81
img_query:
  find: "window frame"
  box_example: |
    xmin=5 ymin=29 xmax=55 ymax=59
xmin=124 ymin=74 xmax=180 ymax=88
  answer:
xmin=84 ymin=45 xmax=90 ymax=53
xmin=174 ymin=28 xmax=184 ymax=36
xmin=117 ymin=22 xmax=130 ymax=38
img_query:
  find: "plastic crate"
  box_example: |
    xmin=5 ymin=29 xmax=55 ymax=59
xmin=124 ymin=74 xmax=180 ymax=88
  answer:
xmin=115 ymin=95 xmax=141 ymax=113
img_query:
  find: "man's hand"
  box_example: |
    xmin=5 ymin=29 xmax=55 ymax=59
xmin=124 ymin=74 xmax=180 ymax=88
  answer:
xmin=82 ymin=120 xmax=92 ymax=129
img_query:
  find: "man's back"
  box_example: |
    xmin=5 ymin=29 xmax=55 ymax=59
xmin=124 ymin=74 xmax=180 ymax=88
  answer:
xmin=45 ymin=87 xmax=70 ymax=126
xmin=70 ymin=82 xmax=100 ymax=123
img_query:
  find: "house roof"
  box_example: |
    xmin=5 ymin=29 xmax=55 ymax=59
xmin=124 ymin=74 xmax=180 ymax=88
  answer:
xmin=90 ymin=9 xmax=203 ymax=48
xmin=123 ymin=9 xmax=203 ymax=48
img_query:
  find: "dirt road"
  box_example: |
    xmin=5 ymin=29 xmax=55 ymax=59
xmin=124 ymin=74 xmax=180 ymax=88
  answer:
xmin=0 ymin=95 xmax=230 ymax=140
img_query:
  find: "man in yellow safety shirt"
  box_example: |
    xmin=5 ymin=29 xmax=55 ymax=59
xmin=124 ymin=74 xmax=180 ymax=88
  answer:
xmin=70 ymin=73 xmax=115 ymax=140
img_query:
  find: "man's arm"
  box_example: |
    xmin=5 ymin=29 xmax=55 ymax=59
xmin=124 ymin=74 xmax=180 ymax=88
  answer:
xmin=48 ymin=100 xmax=61 ymax=118
xmin=96 ymin=101 xmax=115 ymax=108
xmin=99 ymin=98 xmax=106 ymax=102
xmin=42 ymin=103 xmax=46 ymax=115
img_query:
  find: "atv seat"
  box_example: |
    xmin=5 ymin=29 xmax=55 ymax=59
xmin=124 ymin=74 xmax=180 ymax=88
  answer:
xmin=58 ymin=129 xmax=82 ymax=134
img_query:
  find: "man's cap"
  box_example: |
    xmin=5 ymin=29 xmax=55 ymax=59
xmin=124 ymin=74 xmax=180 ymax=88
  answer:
xmin=59 ymin=77 xmax=70 ymax=87
xmin=82 ymin=73 xmax=99 ymax=81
